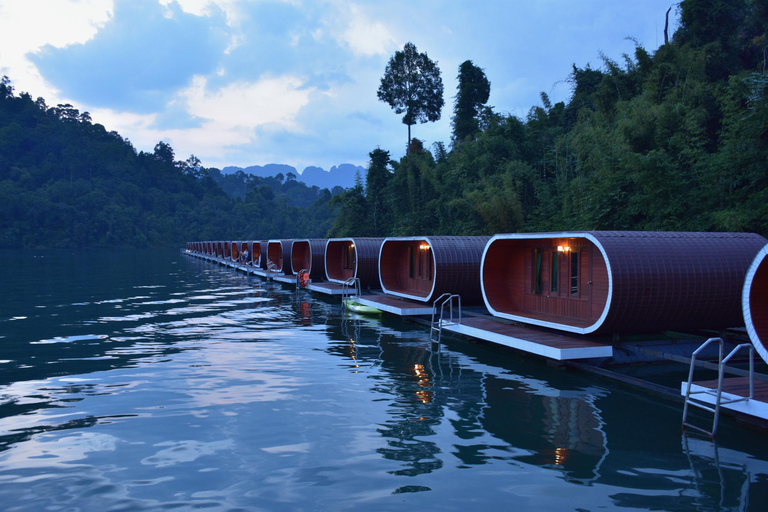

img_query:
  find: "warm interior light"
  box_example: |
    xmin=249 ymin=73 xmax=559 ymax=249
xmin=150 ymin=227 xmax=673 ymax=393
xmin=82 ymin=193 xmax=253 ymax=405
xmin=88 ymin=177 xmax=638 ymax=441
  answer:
xmin=419 ymin=244 xmax=430 ymax=251
xmin=557 ymin=246 xmax=570 ymax=253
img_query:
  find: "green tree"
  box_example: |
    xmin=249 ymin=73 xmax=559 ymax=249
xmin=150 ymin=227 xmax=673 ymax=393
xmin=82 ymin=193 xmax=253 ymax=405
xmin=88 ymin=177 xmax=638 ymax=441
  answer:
xmin=377 ymin=42 xmax=444 ymax=149
xmin=452 ymin=60 xmax=491 ymax=144
xmin=365 ymin=148 xmax=392 ymax=236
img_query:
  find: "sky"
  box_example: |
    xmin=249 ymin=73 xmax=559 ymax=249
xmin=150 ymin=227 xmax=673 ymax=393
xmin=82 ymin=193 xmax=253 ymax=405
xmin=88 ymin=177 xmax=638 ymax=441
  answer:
xmin=0 ymin=0 xmax=680 ymax=173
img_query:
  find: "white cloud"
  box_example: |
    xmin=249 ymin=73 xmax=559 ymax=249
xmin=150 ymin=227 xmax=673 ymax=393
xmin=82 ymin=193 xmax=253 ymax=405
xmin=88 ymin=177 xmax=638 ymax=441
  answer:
xmin=0 ymin=0 xmax=113 ymax=100
xmin=90 ymin=73 xmax=314 ymax=165
xmin=331 ymin=3 xmax=397 ymax=57
xmin=180 ymin=75 xmax=312 ymax=130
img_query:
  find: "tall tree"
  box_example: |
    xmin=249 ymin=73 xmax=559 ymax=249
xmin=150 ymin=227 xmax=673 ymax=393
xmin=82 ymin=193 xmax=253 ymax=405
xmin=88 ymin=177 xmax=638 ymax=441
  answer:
xmin=377 ymin=42 xmax=444 ymax=149
xmin=452 ymin=60 xmax=491 ymax=144
xmin=365 ymin=148 xmax=392 ymax=236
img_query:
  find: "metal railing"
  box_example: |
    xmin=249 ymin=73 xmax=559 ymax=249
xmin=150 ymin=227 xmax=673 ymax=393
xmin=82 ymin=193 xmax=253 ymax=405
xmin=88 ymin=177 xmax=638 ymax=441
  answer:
xmin=341 ymin=277 xmax=361 ymax=312
xmin=682 ymin=337 xmax=754 ymax=438
xmin=430 ymin=293 xmax=461 ymax=343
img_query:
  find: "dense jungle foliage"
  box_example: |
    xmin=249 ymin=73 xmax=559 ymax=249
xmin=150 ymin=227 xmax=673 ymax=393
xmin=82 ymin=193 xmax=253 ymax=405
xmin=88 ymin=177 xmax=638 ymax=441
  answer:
xmin=1 ymin=0 xmax=766 ymax=248
xmin=330 ymin=0 xmax=768 ymax=238
xmin=0 ymin=79 xmax=337 ymax=248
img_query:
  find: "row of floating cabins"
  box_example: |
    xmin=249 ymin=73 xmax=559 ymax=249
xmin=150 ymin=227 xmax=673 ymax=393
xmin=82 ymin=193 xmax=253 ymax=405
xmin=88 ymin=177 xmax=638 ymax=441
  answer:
xmin=185 ymin=231 xmax=768 ymax=436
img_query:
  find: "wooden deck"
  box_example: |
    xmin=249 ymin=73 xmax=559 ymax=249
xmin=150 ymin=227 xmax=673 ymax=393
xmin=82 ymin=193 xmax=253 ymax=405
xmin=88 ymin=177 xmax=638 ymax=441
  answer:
xmin=441 ymin=317 xmax=613 ymax=360
xmin=306 ymin=281 xmax=346 ymax=295
xmin=681 ymin=377 xmax=768 ymax=422
xmin=356 ymin=295 xmax=435 ymax=316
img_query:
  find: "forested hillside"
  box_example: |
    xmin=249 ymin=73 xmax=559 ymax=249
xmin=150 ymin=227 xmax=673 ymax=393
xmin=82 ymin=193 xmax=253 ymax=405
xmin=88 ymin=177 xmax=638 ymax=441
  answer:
xmin=330 ymin=0 xmax=768 ymax=238
xmin=0 ymin=78 xmax=336 ymax=248
xmin=1 ymin=0 xmax=765 ymax=248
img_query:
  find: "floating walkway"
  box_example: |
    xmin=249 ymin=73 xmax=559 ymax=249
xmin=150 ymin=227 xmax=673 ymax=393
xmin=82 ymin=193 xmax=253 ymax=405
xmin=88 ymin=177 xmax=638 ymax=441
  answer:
xmin=305 ymin=281 xmax=346 ymax=295
xmin=355 ymin=295 xmax=435 ymax=316
xmin=442 ymin=317 xmax=612 ymax=360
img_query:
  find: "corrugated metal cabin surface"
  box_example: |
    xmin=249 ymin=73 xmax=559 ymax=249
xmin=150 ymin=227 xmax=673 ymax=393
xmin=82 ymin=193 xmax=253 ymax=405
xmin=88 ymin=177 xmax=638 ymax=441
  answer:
xmin=326 ymin=238 xmax=384 ymax=288
xmin=291 ymin=239 xmax=327 ymax=278
xmin=482 ymin=231 xmax=767 ymax=335
xmin=380 ymin=236 xmax=490 ymax=303
xmin=267 ymin=239 xmax=294 ymax=274
xmin=744 ymin=244 xmax=768 ymax=364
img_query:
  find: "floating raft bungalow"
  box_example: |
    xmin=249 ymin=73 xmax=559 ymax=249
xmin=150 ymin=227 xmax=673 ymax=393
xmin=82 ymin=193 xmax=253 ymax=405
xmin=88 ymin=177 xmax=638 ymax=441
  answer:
xmin=313 ymin=238 xmax=385 ymax=295
xmin=356 ymin=236 xmax=489 ymax=316
xmin=744 ymin=243 xmax=768 ymax=364
xmin=481 ymin=231 xmax=767 ymax=336
xmin=267 ymin=239 xmax=295 ymax=283
xmin=291 ymin=239 xmax=326 ymax=279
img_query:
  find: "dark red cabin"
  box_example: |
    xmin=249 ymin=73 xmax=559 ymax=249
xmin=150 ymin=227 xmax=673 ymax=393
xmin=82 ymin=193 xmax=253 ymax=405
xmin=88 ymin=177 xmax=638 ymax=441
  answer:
xmin=267 ymin=239 xmax=294 ymax=274
xmin=379 ymin=236 xmax=489 ymax=303
xmin=291 ymin=239 xmax=326 ymax=278
xmin=325 ymin=238 xmax=384 ymax=288
xmin=743 ymin=244 xmax=768 ymax=364
xmin=482 ymin=231 xmax=767 ymax=335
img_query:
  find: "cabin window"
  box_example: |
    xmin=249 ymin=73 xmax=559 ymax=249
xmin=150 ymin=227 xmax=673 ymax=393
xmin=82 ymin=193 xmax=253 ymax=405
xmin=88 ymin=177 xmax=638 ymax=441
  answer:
xmin=570 ymin=252 xmax=579 ymax=296
xmin=551 ymin=251 xmax=558 ymax=293
xmin=409 ymin=246 xmax=415 ymax=278
xmin=533 ymin=248 xmax=542 ymax=294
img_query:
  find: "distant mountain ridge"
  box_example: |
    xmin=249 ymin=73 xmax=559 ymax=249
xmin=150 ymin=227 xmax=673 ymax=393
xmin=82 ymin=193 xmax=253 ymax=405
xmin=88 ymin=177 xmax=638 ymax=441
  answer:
xmin=222 ymin=163 xmax=365 ymax=190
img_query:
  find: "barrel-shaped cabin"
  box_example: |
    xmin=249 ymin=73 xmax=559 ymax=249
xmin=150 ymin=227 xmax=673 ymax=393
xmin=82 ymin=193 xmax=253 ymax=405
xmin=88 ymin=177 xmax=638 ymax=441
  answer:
xmin=230 ymin=241 xmax=241 ymax=261
xmin=743 ymin=244 xmax=768 ymax=364
xmin=481 ymin=231 xmax=767 ymax=336
xmin=291 ymin=239 xmax=326 ymax=278
xmin=267 ymin=239 xmax=294 ymax=274
xmin=216 ymin=241 xmax=225 ymax=258
xmin=206 ymin=241 xmax=214 ymax=256
xmin=379 ymin=236 xmax=490 ymax=303
xmin=249 ymin=240 xmax=268 ymax=269
xmin=325 ymin=238 xmax=384 ymax=288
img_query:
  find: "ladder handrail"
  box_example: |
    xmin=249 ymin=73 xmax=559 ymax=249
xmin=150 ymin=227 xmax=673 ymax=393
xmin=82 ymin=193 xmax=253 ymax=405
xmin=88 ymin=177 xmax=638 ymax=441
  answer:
xmin=341 ymin=277 xmax=361 ymax=311
xmin=430 ymin=293 xmax=461 ymax=343
xmin=682 ymin=338 xmax=755 ymax=438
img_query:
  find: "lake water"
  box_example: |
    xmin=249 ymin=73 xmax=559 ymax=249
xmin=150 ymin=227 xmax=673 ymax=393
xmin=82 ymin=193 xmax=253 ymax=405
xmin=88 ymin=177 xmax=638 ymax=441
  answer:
xmin=1 ymin=249 xmax=767 ymax=511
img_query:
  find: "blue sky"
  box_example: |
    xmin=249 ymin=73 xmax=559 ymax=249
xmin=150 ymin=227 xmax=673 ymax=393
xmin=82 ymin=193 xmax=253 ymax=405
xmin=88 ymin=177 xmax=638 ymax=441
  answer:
xmin=0 ymin=0 xmax=679 ymax=172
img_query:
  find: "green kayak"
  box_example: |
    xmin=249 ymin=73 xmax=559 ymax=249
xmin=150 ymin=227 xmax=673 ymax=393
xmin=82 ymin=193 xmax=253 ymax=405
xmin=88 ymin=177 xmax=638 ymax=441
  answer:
xmin=344 ymin=299 xmax=382 ymax=315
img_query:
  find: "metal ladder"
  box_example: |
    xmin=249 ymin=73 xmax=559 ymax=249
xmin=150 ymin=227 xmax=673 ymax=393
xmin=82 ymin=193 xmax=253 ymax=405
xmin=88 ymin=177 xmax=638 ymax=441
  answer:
xmin=341 ymin=277 xmax=361 ymax=312
xmin=682 ymin=337 xmax=755 ymax=438
xmin=430 ymin=293 xmax=461 ymax=343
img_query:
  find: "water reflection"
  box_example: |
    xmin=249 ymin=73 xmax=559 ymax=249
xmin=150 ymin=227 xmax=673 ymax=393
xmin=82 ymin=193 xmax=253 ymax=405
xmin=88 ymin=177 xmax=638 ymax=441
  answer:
xmin=0 ymin=249 xmax=767 ymax=510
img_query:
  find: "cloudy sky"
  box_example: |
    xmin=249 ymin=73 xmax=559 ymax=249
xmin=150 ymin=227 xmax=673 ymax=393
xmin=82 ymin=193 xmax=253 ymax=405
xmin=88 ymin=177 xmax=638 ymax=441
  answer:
xmin=0 ymin=0 xmax=679 ymax=172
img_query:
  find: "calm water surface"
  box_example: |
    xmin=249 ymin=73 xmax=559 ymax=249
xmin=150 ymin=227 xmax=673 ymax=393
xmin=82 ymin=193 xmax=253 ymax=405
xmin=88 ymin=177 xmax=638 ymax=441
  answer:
xmin=1 ymin=249 xmax=768 ymax=511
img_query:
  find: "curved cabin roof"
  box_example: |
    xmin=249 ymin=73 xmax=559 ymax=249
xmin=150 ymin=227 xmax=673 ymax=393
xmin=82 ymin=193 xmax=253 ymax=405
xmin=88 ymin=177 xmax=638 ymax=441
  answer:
xmin=743 ymin=244 xmax=768 ymax=364
xmin=379 ymin=236 xmax=489 ymax=303
xmin=291 ymin=239 xmax=326 ymax=278
xmin=267 ymin=239 xmax=294 ymax=274
xmin=325 ymin=238 xmax=384 ymax=287
xmin=482 ymin=231 xmax=767 ymax=335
